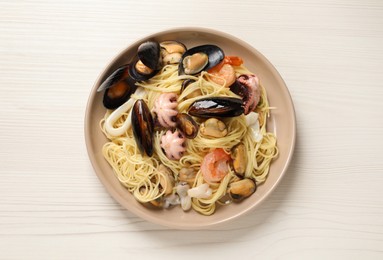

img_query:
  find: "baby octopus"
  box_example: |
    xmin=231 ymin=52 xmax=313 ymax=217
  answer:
xmin=152 ymin=93 xmax=178 ymax=128
xmin=160 ymin=130 xmax=186 ymax=160
xmin=230 ymin=74 xmax=261 ymax=115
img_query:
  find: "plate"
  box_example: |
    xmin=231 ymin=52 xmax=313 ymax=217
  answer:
xmin=84 ymin=27 xmax=296 ymax=229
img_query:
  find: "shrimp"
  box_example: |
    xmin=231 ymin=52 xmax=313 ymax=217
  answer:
xmin=207 ymin=56 xmax=243 ymax=88
xmin=201 ymin=148 xmax=231 ymax=183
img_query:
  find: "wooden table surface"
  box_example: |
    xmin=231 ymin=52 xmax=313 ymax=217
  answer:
xmin=1 ymin=0 xmax=383 ymax=259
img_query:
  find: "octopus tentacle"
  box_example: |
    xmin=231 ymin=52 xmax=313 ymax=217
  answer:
xmin=152 ymin=93 xmax=178 ymax=127
xmin=230 ymin=74 xmax=261 ymax=115
xmin=160 ymin=130 xmax=186 ymax=160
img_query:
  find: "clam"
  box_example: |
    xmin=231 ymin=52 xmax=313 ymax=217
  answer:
xmin=188 ymin=97 xmax=244 ymax=118
xmin=200 ymin=118 xmax=227 ymax=138
xmin=178 ymin=45 xmax=224 ymax=75
xmin=228 ymin=178 xmax=256 ymax=202
xmin=131 ymin=99 xmax=154 ymax=156
xmin=160 ymin=41 xmax=186 ymax=65
xmin=231 ymin=143 xmax=247 ymax=176
xmin=97 ymin=64 xmax=137 ymax=109
xmin=176 ymin=113 xmax=199 ymax=139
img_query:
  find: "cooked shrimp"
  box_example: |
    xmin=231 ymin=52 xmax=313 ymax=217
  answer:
xmin=208 ymin=64 xmax=236 ymax=88
xmin=201 ymin=148 xmax=231 ymax=183
xmin=223 ymin=56 xmax=243 ymax=66
xmin=207 ymin=56 xmax=244 ymax=88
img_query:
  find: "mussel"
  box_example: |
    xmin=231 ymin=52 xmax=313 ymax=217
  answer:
xmin=157 ymin=164 xmax=175 ymax=195
xmin=231 ymin=143 xmax=247 ymax=176
xmin=178 ymin=45 xmax=224 ymax=75
xmin=129 ymin=41 xmax=161 ymax=81
xmin=97 ymin=64 xmax=137 ymax=109
xmin=131 ymin=99 xmax=154 ymax=156
xmin=176 ymin=113 xmax=199 ymax=139
xmin=137 ymin=41 xmax=161 ymax=70
xmin=188 ymin=97 xmax=244 ymax=118
xmin=181 ymin=79 xmax=201 ymax=99
xmin=228 ymin=178 xmax=256 ymax=202
xmin=200 ymin=118 xmax=227 ymax=138
xmin=160 ymin=41 xmax=186 ymax=65
xmin=129 ymin=56 xmax=159 ymax=81
xmin=181 ymin=79 xmax=195 ymax=91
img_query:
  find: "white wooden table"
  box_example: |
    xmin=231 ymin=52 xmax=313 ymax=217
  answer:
xmin=1 ymin=0 xmax=382 ymax=259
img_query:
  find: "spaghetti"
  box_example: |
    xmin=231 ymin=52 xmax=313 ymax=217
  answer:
xmin=100 ymin=61 xmax=278 ymax=215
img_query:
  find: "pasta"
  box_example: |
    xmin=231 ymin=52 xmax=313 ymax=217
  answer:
xmin=99 ymin=45 xmax=278 ymax=215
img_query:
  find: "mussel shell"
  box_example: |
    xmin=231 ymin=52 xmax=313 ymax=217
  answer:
xmin=137 ymin=41 xmax=161 ymax=70
xmin=131 ymin=99 xmax=154 ymax=156
xmin=97 ymin=64 xmax=130 ymax=92
xmin=229 ymin=179 xmax=256 ymax=202
xmin=103 ymin=78 xmax=136 ymax=109
xmin=160 ymin=40 xmax=187 ymax=54
xmin=188 ymin=97 xmax=244 ymax=118
xmin=178 ymin=45 xmax=224 ymax=75
xmin=181 ymin=79 xmax=196 ymax=92
xmin=99 ymin=64 xmax=137 ymax=109
xmin=129 ymin=56 xmax=159 ymax=81
xmin=176 ymin=113 xmax=199 ymax=139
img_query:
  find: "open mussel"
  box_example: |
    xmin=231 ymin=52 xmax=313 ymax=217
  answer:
xmin=176 ymin=113 xmax=199 ymax=139
xmin=178 ymin=45 xmax=224 ymax=75
xmin=160 ymin=41 xmax=186 ymax=65
xmin=188 ymin=97 xmax=244 ymax=118
xmin=129 ymin=41 xmax=161 ymax=81
xmin=98 ymin=64 xmax=137 ymax=109
xmin=131 ymin=99 xmax=154 ymax=156
xmin=180 ymin=79 xmax=201 ymax=99
xmin=129 ymin=55 xmax=159 ymax=81
xmin=137 ymin=41 xmax=161 ymax=70
xmin=228 ymin=178 xmax=256 ymax=202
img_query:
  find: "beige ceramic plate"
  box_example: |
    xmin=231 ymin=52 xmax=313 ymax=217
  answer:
xmin=85 ymin=27 xmax=296 ymax=229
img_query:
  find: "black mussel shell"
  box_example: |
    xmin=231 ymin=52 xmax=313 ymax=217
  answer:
xmin=137 ymin=41 xmax=161 ymax=70
xmin=100 ymin=64 xmax=137 ymax=109
xmin=103 ymin=79 xmax=136 ymax=109
xmin=178 ymin=44 xmax=224 ymax=75
xmin=97 ymin=64 xmax=130 ymax=92
xmin=188 ymin=97 xmax=244 ymax=118
xmin=129 ymin=55 xmax=159 ymax=81
xmin=181 ymin=79 xmax=196 ymax=93
xmin=131 ymin=99 xmax=154 ymax=156
xmin=176 ymin=113 xmax=199 ymax=139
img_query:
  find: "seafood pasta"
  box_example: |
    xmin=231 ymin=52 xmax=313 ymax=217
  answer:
xmin=98 ymin=41 xmax=278 ymax=215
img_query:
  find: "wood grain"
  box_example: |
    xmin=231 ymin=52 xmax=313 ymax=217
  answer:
xmin=1 ymin=0 xmax=383 ymax=259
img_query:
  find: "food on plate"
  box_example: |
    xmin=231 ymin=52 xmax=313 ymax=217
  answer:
xmin=99 ymin=40 xmax=278 ymax=215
